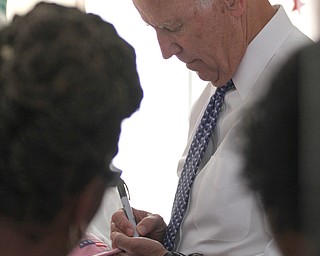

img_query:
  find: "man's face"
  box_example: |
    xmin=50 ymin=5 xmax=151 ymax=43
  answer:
xmin=133 ymin=0 xmax=247 ymax=87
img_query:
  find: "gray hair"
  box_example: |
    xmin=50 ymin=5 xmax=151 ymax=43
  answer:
xmin=196 ymin=0 xmax=215 ymax=9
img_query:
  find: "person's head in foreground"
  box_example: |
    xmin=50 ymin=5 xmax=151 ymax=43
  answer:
xmin=242 ymin=42 xmax=320 ymax=256
xmin=0 ymin=2 xmax=143 ymax=256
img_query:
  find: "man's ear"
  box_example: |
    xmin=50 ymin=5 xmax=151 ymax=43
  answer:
xmin=224 ymin=0 xmax=245 ymax=17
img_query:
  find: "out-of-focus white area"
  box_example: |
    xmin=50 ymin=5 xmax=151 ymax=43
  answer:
xmin=6 ymin=0 xmax=85 ymax=20
xmin=5 ymin=0 xmax=320 ymax=223
xmin=269 ymin=0 xmax=319 ymax=41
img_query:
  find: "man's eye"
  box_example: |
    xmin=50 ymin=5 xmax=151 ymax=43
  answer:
xmin=164 ymin=25 xmax=182 ymax=32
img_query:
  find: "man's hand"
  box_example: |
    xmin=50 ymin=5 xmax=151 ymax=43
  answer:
xmin=111 ymin=208 xmax=167 ymax=242
xmin=110 ymin=232 xmax=168 ymax=256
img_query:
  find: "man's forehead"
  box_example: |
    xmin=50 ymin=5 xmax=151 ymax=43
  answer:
xmin=134 ymin=0 xmax=195 ymax=27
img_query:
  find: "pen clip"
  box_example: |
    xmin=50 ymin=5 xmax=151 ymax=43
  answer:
xmin=117 ymin=178 xmax=131 ymax=200
xmin=111 ymin=164 xmax=139 ymax=237
xmin=110 ymin=163 xmax=131 ymax=200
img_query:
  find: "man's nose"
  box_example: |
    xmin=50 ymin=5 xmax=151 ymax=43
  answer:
xmin=156 ymin=31 xmax=182 ymax=59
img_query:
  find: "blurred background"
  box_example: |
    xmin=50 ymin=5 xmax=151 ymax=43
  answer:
xmin=3 ymin=0 xmax=320 ymax=222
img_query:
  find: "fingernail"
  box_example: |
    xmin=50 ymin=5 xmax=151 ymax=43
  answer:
xmin=126 ymin=228 xmax=133 ymax=236
xmin=137 ymin=225 xmax=146 ymax=235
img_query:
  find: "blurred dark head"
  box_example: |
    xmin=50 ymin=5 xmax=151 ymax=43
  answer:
xmin=242 ymin=42 xmax=320 ymax=256
xmin=0 ymin=2 xmax=142 ymax=228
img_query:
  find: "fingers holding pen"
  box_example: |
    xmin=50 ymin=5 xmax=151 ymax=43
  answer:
xmin=111 ymin=208 xmax=167 ymax=242
xmin=122 ymin=208 xmax=167 ymax=241
xmin=110 ymin=207 xmax=148 ymax=237
xmin=110 ymin=231 xmax=168 ymax=256
xmin=111 ymin=209 xmax=136 ymax=237
xmin=136 ymin=213 xmax=167 ymax=241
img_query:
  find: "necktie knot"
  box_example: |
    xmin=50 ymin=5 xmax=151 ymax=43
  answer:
xmin=215 ymin=79 xmax=235 ymax=96
xmin=163 ymin=79 xmax=234 ymax=251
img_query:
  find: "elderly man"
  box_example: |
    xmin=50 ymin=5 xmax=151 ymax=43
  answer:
xmin=111 ymin=0 xmax=312 ymax=255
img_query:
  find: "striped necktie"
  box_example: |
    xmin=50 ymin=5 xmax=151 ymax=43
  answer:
xmin=164 ymin=80 xmax=234 ymax=250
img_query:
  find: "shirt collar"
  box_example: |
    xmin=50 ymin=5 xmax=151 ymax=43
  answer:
xmin=232 ymin=5 xmax=295 ymax=101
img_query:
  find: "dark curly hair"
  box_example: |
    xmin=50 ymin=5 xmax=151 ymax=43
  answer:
xmin=0 ymin=2 xmax=143 ymax=224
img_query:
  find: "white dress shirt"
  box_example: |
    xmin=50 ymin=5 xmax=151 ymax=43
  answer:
xmin=86 ymin=187 xmax=122 ymax=248
xmin=174 ymin=6 xmax=312 ymax=256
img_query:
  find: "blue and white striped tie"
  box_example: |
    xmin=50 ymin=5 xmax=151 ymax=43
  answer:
xmin=164 ymin=80 xmax=234 ymax=251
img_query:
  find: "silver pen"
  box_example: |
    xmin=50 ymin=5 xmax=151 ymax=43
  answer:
xmin=110 ymin=164 xmax=139 ymax=237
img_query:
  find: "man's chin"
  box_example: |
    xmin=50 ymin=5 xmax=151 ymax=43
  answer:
xmin=185 ymin=62 xmax=219 ymax=83
xmin=195 ymin=71 xmax=217 ymax=83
